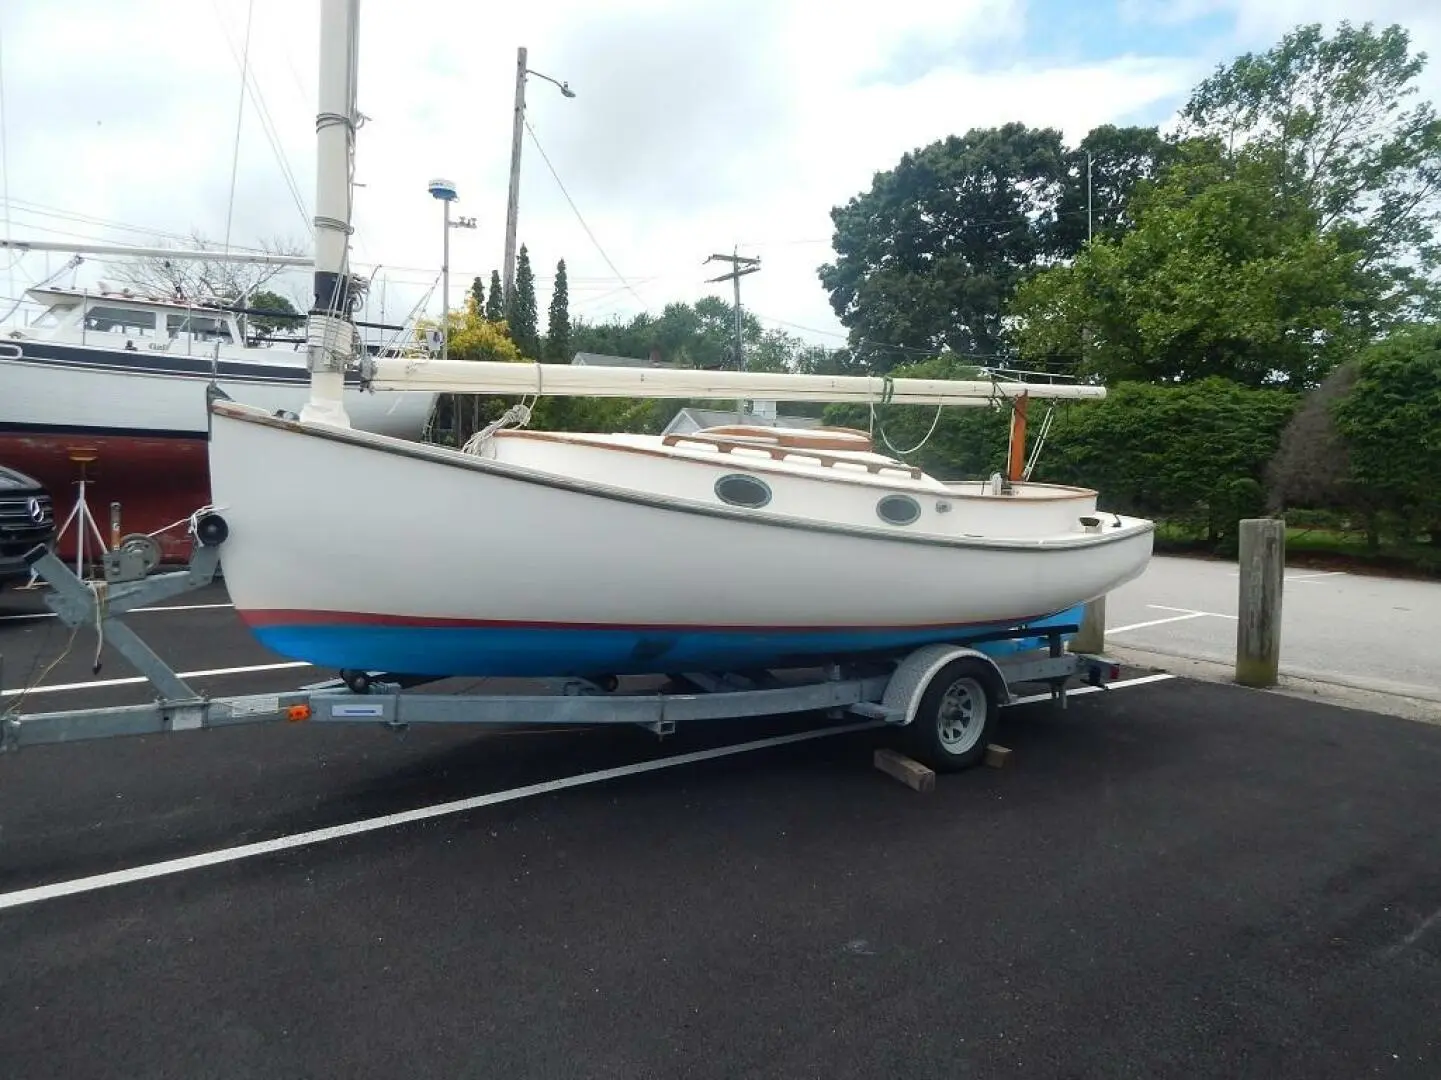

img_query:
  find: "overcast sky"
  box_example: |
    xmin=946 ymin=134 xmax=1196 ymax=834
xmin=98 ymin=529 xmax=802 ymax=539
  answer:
xmin=2 ymin=0 xmax=1438 ymax=349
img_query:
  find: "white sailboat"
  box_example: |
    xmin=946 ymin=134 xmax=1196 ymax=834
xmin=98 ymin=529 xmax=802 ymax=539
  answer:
xmin=206 ymin=0 xmax=1153 ymax=680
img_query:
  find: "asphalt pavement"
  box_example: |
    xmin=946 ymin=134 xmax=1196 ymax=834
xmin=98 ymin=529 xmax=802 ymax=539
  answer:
xmin=1 ymin=583 xmax=1439 ymax=1079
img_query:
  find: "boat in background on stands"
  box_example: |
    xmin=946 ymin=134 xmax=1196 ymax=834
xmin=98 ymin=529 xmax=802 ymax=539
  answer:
xmin=0 ymin=281 xmax=436 ymax=563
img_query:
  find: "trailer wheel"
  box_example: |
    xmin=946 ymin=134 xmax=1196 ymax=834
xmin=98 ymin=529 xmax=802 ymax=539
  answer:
xmin=904 ymin=658 xmax=1000 ymax=772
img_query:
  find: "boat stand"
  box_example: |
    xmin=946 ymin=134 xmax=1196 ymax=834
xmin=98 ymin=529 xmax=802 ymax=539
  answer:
xmin=1 ymin=525 xmax=1121 ymax=773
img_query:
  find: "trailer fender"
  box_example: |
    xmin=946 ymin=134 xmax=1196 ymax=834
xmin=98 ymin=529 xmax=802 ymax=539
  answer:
xmin=882 ymin=643 xmax=1010 ymax=727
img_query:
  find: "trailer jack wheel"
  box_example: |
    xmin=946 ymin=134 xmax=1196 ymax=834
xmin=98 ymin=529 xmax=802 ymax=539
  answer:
xmin=904 ymin=658 xmax=1001 ymax=773
xmin=341 ymin=669 xmax=372 ymax=695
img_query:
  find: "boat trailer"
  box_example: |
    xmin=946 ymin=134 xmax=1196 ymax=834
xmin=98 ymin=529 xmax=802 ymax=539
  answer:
xmin=0 ymin=521 xmax=1122 ymax=773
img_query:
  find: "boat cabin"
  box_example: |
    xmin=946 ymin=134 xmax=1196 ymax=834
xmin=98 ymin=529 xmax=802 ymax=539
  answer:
xmin=11 ymin=286 xmax=296 ymax=358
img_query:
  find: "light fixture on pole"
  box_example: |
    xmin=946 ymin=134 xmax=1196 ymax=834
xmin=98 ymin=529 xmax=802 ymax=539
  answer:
xmin=427 ymin=178 xmax=475 ymax=361
xmin=503 ymin=46 xmax=575 ymax=308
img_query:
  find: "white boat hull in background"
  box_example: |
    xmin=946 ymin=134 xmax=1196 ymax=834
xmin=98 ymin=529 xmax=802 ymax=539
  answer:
xmin=207 ymin=402 xmax=1155 ymax=679
xmin=0 ymin=351 xmax=431 ymax=439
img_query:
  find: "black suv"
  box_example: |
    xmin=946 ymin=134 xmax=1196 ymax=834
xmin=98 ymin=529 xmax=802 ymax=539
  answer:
xmin=0 ymin=465 xmax=56 ymax=588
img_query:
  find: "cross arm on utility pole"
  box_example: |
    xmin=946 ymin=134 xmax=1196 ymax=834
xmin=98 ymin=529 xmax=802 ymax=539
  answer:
xmin=704 ymin=265 xmax=760 ymax=284
xmin=701 ymin=248 xmax=762 ymax=383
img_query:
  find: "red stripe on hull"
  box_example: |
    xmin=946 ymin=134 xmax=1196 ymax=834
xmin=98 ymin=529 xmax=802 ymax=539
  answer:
xmin=0 ymin=432 xmax=209 ymax=564
xmin=238 ymin=608 xmax=1052 ymax=633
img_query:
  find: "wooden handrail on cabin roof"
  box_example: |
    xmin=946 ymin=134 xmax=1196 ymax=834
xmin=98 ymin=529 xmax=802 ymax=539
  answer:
xmin=691 ymin=424 xmax=875 ymax=452
xmin=661 ymin=431 xmax=923 ymax=479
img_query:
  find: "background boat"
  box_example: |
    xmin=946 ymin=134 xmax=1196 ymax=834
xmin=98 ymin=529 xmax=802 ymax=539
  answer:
xmin=0 ymin=282 xmax=435 ymax=563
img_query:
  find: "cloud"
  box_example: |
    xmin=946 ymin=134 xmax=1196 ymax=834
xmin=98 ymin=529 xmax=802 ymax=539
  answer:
xmin=2 ymin=0 xmax=1435 ymax=352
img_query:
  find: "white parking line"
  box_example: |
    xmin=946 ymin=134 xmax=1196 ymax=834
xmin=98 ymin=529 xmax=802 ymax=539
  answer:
xmin=0 ymin=660 xmax=312 ymax=698
xmin=1110 ymin=613 xmax=1209 ymax=635
xmin=1146 ymin=604 xmax=1239 ymax=621
xmin=0 ymin=674 xmax=1177 ymax=912
xmin=0 ymin=601 xmax=234 ymax=624
xmin=1010 ymin=672 xmax=1175 ymax=705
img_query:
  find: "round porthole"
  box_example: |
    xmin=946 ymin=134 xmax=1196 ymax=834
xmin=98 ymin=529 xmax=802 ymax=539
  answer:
xmin=715 ymin=473 xmax=772 ymax=509
xmin=877 ymin=494 xmax=921 ymax=526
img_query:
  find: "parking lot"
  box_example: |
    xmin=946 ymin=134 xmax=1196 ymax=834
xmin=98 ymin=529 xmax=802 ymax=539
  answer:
xmin=2 ymin=575 xmax=1439 ymax=1078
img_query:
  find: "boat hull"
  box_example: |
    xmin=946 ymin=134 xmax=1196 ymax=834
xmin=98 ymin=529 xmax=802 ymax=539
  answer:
xmin=0 ymin=344 xmax=434 ymax=561
xmin=209 ymin=403 xmax=1155 ymax=678
xmin=249 ymin=607 xmax=1092 ymax=679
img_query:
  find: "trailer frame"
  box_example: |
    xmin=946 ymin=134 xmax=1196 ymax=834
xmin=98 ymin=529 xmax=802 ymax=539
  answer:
xmin=1 ymin=524 xmax=1121 ymax=772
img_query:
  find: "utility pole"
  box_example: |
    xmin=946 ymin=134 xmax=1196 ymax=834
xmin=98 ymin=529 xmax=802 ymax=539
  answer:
xmin=503 ymin=47 xmax=527 ymax=310
xmin=705 ymin=247 xmax=761 ymax=421
xmin=503 ymin=46 xmax=575 ymax=308
xmin=704 ymin=247 xmax=760 ymax=371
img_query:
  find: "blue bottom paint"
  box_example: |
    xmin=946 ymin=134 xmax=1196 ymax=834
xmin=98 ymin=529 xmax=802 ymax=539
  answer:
xmin=252 ymin=605 xmax=1088 ymax=679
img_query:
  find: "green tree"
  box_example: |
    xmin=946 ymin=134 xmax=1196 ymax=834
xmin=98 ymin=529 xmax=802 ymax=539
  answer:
xmin=1011 ymin=143 xmax=1368 ymax=388
xmin=1049 ymin=124 xmax=1175 ymax=254
xmin=818 ymin=123 xmax=1067 ymax=365
xmin=544 ymin=258 xmax=571 ymax=363
xmin=469 ymin=276 xmax=485 ymax=311
xmin=484 ymin=270 xmax=505 ymax=321
xmin=1331 ymin=324 xmax=1441 ymax=542
xmin=243 ymin=289 xmax=302 ymax=337
xmin=1265 ymin=362 xmax=1389 ymax=547
xmin=507 ymin=245 xmax=540 ymax=359
xmin=816 ymin=123 xmax=1169 ymax=369
xmin=1179 ymin=21 xmax=1441 ymax=323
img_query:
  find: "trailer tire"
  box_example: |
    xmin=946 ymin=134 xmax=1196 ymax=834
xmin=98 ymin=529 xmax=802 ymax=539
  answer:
xmin=904 ymin=658 xmax=1000 ymax=772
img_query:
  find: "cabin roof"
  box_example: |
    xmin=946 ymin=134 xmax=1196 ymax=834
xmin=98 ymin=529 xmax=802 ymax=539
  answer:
xmin=26 ymin=285 xmax=233 ymax=315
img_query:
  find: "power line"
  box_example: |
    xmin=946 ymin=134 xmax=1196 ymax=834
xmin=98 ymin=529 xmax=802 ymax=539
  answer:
xmin=521 ymin=115 xmax=646 ymax=308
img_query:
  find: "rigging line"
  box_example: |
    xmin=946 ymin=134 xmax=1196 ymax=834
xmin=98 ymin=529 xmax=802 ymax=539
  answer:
xmin=521 ymin=116 xmax=646 ymax=308
xmin=0 ymin=197 xmax=280 ymax=252
xmin=239 ymin=59 xmax=311 ymax=231
xmin=208 ymin=0 xmax=311 ymax=237
xmin=220 ymin=0 xmax=257 ymax=268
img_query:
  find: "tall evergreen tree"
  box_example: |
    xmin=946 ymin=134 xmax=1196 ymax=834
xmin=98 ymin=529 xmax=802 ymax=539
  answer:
xmin=508 ymin=246 xmax=540 ymax=357
xmin=545 ymin=258 xmax=571 ymax=363
xmin=484 ymin=270 xmax=505 ymax=321
xmin=469 ymin=276 xmax=485 ymax=311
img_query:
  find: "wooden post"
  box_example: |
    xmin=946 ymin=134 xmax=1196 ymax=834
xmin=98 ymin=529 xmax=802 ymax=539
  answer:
xmin=1070 ymin=597 xmax=1106 ymax=654
xmin=1007 ymin=393 xmax=1029 ymax=482
xmin=1235 ymin=518 xmax=1285 ymax=688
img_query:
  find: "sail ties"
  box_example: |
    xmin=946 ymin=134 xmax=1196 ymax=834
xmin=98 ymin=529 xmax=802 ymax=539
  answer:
xmin=461 ymin=402 xmax=533 ymax=456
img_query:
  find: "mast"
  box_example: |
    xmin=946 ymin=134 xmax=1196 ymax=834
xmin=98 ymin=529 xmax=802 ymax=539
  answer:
xmin=300 ymin=0 xmax=362 ymax=429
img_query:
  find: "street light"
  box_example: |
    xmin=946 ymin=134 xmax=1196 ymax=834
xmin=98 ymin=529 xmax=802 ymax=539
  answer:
xmin=428 ymin=178 xmax=476 ymax=362
xmin=503 ymin=46 xmax=575 ymax=307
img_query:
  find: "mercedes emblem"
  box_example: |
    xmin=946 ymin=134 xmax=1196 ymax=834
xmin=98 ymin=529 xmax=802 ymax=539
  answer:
xmin=26 ymin=497 xmax=46 ymax=524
